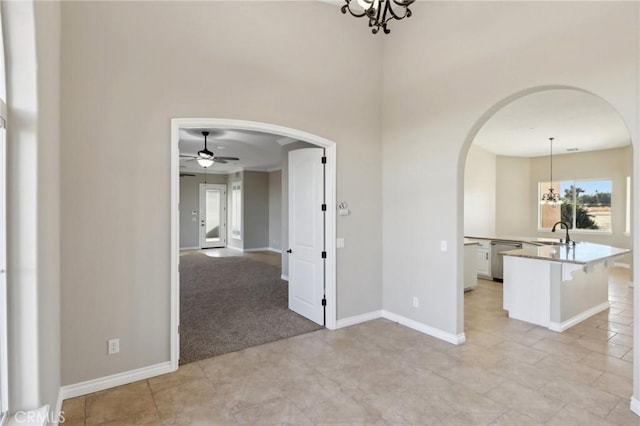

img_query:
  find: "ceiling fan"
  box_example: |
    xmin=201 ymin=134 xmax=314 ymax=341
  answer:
xmin=180 ymin=131 xmax=239 ymax=167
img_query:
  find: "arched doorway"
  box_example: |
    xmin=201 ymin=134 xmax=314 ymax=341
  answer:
xmin=458 ymin=86 xmax=638 ymax=415
xmin=170 ymin=118 xmax=337 ymax=370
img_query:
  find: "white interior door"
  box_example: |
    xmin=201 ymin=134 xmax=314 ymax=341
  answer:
xmin=288 ymin=148 xmax=325 ymax=325
xmin=199 ymin=184 xmax=226 ymax=249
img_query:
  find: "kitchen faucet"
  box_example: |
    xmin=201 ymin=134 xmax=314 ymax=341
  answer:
xmin=551 ymin=221 xmax=574 ymax=245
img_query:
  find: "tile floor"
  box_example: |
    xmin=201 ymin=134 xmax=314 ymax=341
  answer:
xmin=62 ymin=268 xmax=636 ymax=425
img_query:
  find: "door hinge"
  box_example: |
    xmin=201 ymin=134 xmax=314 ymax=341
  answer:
xmin=321 ymin=156 xmax=327 ymax=164
xmin=321 ymin=297 xmax=327 ymax=306
xmin=321 ymin=251 xmax=326 ymax=259
xmin=321 ymin=204 xmax=327 ymax=211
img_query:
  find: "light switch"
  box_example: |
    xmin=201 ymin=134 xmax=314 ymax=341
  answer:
xmin=337 ymin=238 xmax=345 ymax=248
xmin=440 ymin=240 xmax=447 ymax=252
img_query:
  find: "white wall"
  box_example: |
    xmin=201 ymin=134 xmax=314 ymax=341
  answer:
xmin=268 ymin=170 xmax=282 ymax=251
xmin=382 ymin=1 xmax=638 ymax=343
xmin=179 ymin=173 xmax=228 ymax=249
xmin=60 ymin=1 xmax=383 ymax=385
xmin=3 ymin=0 xmax=61 ymax=413
xmin=463 ymin=145 xmax=495 ymax=237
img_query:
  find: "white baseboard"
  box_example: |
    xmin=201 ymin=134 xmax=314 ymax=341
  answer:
xmin=382 ymin=310 xmax=466 ymax=345
xmin=244 ymin=247 xmax=271 ymax=252
xmin=226 ymin=246 xmax=244 ymax=253
xmin=336 ymin=310 xmax=383 ymax=329
xmin=548 ymin=302 xmax=611 ymax=332
xmin=60 ymin=361 xmax=174 ymax=400
xmin=631 ymin=397 xmax=640 ymax=416
xmin=281 ymin=274 xmax=289 ymax=281
xmin=614 ymin=262 xmax=631 ymax=269
xmin=179 ymin=246 xmax=199 ymax=251
xmin=268 ymin=247 xmax=282 ymax=254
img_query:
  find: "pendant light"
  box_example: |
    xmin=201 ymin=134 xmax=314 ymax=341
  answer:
xmin=341 ymin=0 xmax=415 ymax=34
xmin=540 ymin=137 xmax=562 ymax=207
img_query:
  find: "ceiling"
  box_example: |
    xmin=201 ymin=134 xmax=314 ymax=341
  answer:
xmin=179 ymin=128 xmax=294 ymax=174
xmin=473 ymin=90 xmax=631 ymax=157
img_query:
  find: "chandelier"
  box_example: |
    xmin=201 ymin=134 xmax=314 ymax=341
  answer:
xmin=341 ymin=0 xmax=415 ymax=34
xmin=540 ymin=137 xmax=562 ymax=207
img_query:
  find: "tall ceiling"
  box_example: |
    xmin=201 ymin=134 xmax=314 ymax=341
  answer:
xmin=179 ymin=128 xmax=292 ymax=174
xmin=473 ymin=89 xmax=631 ymax=157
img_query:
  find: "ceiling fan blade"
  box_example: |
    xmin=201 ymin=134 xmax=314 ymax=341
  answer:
xmin=215 ymin=156 xmax=239 ymax=161
xmin=179 ymin=154 xmax=198 ymax=158
xmin=213 ymin=158 xmax=228 ymax=164
xmin=180 ymin=173 xmax=195 ymax=177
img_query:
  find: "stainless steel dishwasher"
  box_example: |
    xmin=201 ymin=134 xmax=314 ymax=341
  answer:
xmin=490 ymin=240 xmax=522 ymax=282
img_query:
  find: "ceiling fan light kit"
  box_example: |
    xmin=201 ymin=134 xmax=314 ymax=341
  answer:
xmin=341 ymin=0 xmax=415 ymax=34
xmin=179 ymin=130 xmax=242 ymax=170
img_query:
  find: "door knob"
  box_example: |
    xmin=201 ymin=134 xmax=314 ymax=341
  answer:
xmin=286 ymin=249 xmax=292 ymax=253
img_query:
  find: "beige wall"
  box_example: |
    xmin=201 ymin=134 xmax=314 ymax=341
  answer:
xmin=382 ymin=1 xmax=638 ymax=340
xmin=269 ymin=170 xmax=282 ymax=251
xmin=179 ymin=173 xmax=228 ymax=249
xmin=495 ymin=155 xmax=531 ymax=237
xmin=463 ymin=145 xmax=496 ymax=237
xmin=60 ymin=1 xmax=383 ymax=385
xmin=243 ymin=171 xmax=270 ymax=250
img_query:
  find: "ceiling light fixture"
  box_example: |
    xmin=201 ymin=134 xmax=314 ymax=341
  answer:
xmin=540 ymin=137 xmax=562 ymax=207
xmin=341 ymin=0 xmax=415 ymax=34
xmin=196 ymin=131 xmax=214 ymax=168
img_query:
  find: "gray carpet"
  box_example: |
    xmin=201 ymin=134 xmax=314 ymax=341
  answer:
xmin=179 ymin=252 xmax=323 ymax=364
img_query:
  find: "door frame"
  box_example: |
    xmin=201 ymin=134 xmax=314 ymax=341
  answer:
xmin=170 ymin=118 xmax=337 ymax=370
xmin=198 ymin=183 xmax=227 ymax=249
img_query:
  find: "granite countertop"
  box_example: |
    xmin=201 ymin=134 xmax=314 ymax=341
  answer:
xmin=500 ymin=242 xmax=631 ymax=265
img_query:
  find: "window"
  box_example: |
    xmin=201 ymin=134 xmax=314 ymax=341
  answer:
xmin=231 ymin=182 xmax=242 ymax=240
xmin=539 ymin=179 xmax=612 ymax=232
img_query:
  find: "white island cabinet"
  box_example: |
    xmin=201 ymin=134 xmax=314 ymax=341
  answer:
xmin=502 ymin=243 xmax=630 ymax=332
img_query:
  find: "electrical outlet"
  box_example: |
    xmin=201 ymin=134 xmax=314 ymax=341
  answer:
xmin=440 ymin=240 xmax=448 ymax=252
xmin=108 ymin=338 xmax=120 ymax=355
xmin=412 ymin=297 xmax=419 ymax=308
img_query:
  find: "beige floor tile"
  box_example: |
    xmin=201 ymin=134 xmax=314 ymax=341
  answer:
xmin=531 ymin=338 xmax=591 ymax=362
xmin=546 ymin=403 xmax=615 ymax=426
xmin=540 ymin=378 xmax=621 ymax=418
xmin=592 ymin=372 xmax=633 ymax=399
xmin=573 ymin=335 xmax=631 ymax=359
xmin=579 ymin=352 xmax=634 ymax=378
xmin=606 ymin=399 xmax=640 ymax=425
xmin=534 ymin=354 xmax=603 ymax=385
xmin=300 ymin=393 xmax=383 ymax=424
xmin=96 ymin=410 xmax=161 ymax=426
xmin=438 ymin=385 xmax=508 ymax=425
xmin=232 ymin=397 xmax=313 ymax=425
xmin=437 ymin=363 xmax=508 ymax=395
xmin=526 ymin=326 xmax=580 ymax=344
xmin=85 ymin=381 xmax=157 ymax=426
xmin=485 ymin=380 xmax=564 ymax=422
xmin=489 ymin=358 xmax=556 ymax=391
xmin=488 ymin=409 xmax=544 ymax=426
xmin=569 ymin=323 xmax=616 ymax=341
xmin=600 ymin=321 xmax=634 ymax=336
xmin=148 ymin=362 xmax=205 ymax=393
xmin=609 ymin=333 xmax=633 ymax=347
xmin=622 ymin=348 xmax=633 ymax=362
xmin=152 ymin=378 xmax=237 ymax=425
xmin=61 ymin=396 xmax=85 ymax=426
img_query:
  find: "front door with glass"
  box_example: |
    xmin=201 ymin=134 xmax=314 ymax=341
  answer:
xmin=199 ymin=184 xmax=227 ymax=249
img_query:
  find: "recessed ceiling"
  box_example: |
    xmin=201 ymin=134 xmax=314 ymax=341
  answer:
xmin=473 ymin=89 xmax=631 ymax=157
xmin=179 ymin=128 xmax=292 ymax=174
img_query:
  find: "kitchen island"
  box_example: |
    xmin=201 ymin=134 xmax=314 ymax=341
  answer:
xmin=501 ymin=242 xmax=630 ymax=332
